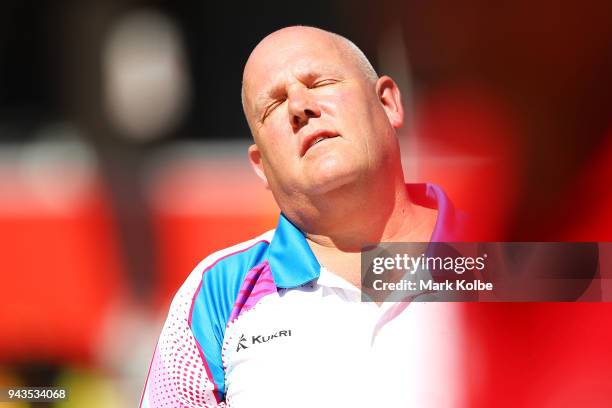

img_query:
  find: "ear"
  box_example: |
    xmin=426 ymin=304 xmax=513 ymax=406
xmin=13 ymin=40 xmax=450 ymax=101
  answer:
xmin=375 ymin=75 xmax=404 ymax=129
xmin=248 ymin=143 xmax=270 ymax=189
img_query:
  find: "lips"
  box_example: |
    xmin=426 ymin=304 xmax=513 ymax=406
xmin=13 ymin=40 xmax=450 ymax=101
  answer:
xmin=301 ymin=130 xmax=339 ymax=157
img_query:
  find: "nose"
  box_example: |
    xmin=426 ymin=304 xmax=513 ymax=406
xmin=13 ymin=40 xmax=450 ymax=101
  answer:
xmin=287 ymin=86 xmax=321 ymax=130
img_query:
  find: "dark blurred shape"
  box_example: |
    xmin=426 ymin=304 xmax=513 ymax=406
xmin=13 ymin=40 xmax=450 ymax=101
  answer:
xmin=376 ymin=0 xmax=612 ymax=240
xmin=0 ymin=0 xmax=363 ymax=144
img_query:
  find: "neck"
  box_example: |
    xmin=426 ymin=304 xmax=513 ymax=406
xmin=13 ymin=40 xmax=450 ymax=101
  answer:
xmin=282 ymin=172 xmax=439 ymax=289
xmin=287 ymin=175 xmax=430 ymax=253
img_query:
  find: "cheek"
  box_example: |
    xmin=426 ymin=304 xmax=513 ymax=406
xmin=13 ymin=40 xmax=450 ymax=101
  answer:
xmin=337 ymin=88 xmax=379 ymax=117
xmin=325 ymin=88 xmax=376 ymax=128
xmin=258 ymin=126 xmax=295 ymax=168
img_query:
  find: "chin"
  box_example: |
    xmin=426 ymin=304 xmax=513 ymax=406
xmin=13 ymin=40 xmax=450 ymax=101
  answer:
xmin=304 ymin=159 xmax=361 ymax=196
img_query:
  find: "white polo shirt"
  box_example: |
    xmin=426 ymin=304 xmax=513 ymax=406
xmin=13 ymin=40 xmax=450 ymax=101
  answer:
xmin=140 ymin=183 xmax=466 ymax=408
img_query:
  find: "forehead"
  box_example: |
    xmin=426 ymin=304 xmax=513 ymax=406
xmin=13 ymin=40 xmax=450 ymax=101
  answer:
xmin=243 ymin=34 xmax=356 ymax=106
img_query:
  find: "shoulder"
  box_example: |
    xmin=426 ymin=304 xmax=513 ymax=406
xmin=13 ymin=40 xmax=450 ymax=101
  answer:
xmin=189 ymin=230 xmax=274 ymax=307
xmin=171 ymin=229 xmax=275 ymax=312
xmin=145 ymin=229 xmax=277 ymax=406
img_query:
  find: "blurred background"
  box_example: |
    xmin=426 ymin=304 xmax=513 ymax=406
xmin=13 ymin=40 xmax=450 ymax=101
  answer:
xmin=0 ymin=0 xmax=611 ymax=407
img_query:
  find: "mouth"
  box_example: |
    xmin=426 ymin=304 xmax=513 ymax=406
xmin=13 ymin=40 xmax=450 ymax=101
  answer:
xmin=301 ymin=130 xmax=340 ymax=157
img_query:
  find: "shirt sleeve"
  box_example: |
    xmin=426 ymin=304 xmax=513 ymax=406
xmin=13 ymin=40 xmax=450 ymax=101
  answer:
xmin=140 ymin=261 xmax=227 ymax=408
xmin=139 ymin=235 xmax=271 ymax=407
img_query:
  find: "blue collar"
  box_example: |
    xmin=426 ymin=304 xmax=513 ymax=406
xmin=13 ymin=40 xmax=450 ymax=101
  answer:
xmin=267 ymin=183 xmax=461 ymax=288
xmin=267 ymin=213 xmax=320 ymax=288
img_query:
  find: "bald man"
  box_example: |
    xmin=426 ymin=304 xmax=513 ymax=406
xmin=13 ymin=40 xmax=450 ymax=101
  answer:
xmin=141 ymin=26 xmax=465 ymax=408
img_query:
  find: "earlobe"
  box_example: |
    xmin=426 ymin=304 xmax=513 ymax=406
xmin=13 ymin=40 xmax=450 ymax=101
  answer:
xmin=376 ymin=76 xmax=404 ymax=129
xmin=248 ymin=144 xmax=270 ymax=189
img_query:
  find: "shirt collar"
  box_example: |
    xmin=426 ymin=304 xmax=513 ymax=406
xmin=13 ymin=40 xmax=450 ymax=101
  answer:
xmin=267 ymin=213 xmax=320 ymax=288
xmin=405 ymin=183 xmax=462 ymax=242
xmin=267 ymin=183 xmax=461 ymax=288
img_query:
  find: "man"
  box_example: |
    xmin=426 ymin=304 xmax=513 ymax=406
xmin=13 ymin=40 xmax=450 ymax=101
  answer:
xmin=141 ymin=26 xmax=464 ymax=408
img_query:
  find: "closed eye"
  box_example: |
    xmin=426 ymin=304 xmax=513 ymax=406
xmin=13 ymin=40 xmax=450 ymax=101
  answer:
xmin=311 ymin=79 xmax=339 ymax=88
xmin=261 ymin=99 xmax=285 ymax=122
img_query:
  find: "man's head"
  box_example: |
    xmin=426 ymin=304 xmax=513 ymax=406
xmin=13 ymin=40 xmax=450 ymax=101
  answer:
xmin=242 ymin=26 xmax=405 ymax=215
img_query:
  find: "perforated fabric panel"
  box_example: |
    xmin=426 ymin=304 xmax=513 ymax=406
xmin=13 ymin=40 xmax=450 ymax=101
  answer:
xmin=142 ymin=260 xmax=225 ymax=408
xmin=141 ymin=232 xmax=275 ymax=408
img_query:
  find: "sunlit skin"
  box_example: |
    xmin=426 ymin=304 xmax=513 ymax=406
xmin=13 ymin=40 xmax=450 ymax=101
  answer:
xmin=242 ymin=27 xmax=437 ymax=286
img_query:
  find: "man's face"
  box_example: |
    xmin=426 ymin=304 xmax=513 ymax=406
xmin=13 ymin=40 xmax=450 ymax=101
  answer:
xmin=243 ymin=28 xmax=402 ymax=203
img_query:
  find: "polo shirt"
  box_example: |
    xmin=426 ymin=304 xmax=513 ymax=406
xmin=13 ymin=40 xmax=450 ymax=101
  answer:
xmin=140 ymin=183 xmax=466 ymax=408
